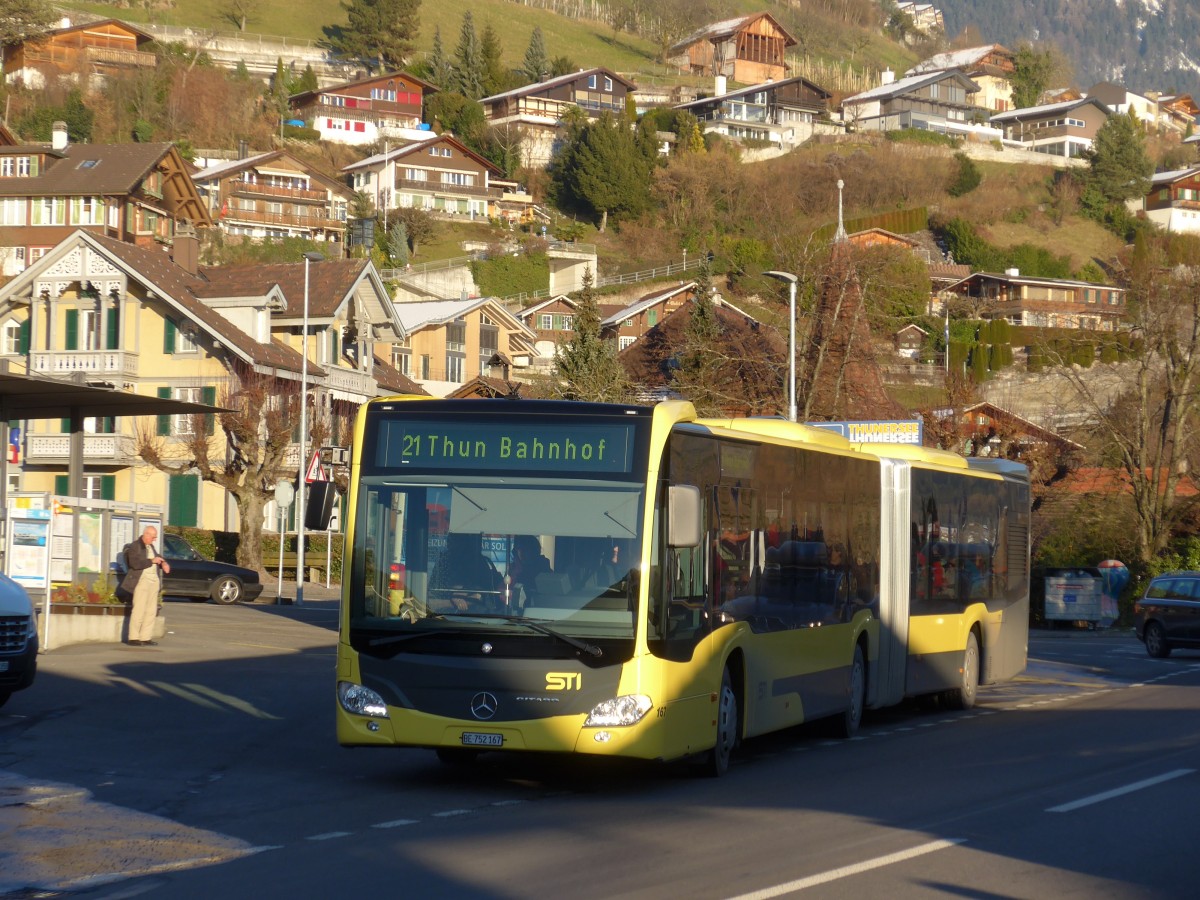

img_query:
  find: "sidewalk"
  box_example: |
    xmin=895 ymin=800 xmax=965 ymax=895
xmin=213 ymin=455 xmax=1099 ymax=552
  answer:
xmin=254 ymin=577 xmax=341 ymax=604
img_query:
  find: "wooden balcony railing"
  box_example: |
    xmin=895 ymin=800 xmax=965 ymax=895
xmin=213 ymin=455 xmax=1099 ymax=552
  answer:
xmin=230 ymin=181 xmax=327 ymax=203
xmin=225 ymin=208 xmax=345 ymax=230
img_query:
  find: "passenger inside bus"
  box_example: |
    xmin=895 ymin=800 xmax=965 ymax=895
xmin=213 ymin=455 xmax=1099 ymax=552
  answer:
xmin=429 ymin=533 xmax=502 ymax=611
xmin=510 ymin=534 xmax=552 ymax=602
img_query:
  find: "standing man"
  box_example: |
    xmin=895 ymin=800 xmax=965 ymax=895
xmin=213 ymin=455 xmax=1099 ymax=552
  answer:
xmin=124 ymin=526 xmax=170 ymax=646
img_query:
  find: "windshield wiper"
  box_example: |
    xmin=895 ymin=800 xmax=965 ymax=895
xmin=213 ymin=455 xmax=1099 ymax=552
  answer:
xmin=421 ymin=612 xmax=603 ymax=658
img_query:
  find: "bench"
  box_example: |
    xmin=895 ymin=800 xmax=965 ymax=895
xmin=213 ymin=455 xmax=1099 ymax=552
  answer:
xmin=273 ymin=550 xmax=328 ymax=583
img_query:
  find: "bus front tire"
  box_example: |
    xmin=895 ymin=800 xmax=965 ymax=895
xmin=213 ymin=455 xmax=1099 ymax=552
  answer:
xmin=706 ymin=668 xmax=739 ymax=777
xmin=834 ymin=643 xmax=866 ymax=738
xmin=943 ymin=631 xmax=979 ymax=710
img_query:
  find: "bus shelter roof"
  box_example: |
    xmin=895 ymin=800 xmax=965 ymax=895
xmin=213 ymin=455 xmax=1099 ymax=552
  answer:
xmin=0 ymin=370 xmax=226 ymax=419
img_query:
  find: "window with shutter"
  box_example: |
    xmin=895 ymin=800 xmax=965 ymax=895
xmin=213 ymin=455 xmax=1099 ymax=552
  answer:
xmin=101 ymin=475 xmax=115 ymax=500
xmin=168 ymin=473 xmax=199 ymax=526
xmin=65 ymin=309 xmax=78 ymax=350
xmin=163 ymin=319 xmax=176 ymax=354
xmin=203 ymin=386 xmax=216 ymax=435
xmin=106 ymin=308 xmax=118 ymax=350
xmin=156 ymin=386 xmax=171 ymax=435
xmin=54 ymin=474 xmax=67 ymax=496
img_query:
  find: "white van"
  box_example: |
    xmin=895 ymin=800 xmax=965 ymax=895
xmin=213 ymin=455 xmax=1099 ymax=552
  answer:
xmin=0 ymin=571 xmax=37 ymax=707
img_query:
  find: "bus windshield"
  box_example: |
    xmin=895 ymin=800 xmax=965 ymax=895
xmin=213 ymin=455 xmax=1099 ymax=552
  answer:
xmin=348 ymin=475 xmax=645 ymax=645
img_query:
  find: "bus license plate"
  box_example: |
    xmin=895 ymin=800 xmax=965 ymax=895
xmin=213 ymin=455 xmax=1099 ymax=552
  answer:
xmin=461 ymin=732 xmax=503 ymax=747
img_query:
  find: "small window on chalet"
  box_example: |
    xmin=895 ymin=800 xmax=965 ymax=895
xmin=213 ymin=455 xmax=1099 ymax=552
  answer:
xmin=77 ymin=160 xmax=99 ymax=170
xmin=588 ymin=74 xmax=597 ymax=89
xmin=604 ymin=76 xmax=613 ymax=91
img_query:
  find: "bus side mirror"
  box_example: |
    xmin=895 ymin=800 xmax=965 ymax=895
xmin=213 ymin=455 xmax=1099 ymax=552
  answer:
xmin=668 ymin=484 xmax=702 ymax=548
xmin=305 ymin=482 xmax=338 ymax=531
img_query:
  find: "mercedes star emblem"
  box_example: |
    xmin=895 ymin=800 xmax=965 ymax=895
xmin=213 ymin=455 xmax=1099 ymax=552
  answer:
xmin=470 ymin=691 xmax=498 ymax=720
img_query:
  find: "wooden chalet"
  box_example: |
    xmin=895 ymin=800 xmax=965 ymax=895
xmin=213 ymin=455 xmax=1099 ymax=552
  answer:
xmin=480 ymin=68 xmax=636 ymax=168
xmin=289 ymin=71 xmax=436 ymax=146
xmin=668 ymin=12 xmax=796 ymax=84
xmin=2 ymin=18 xmax=156 ymax=90
xmin=0 ymin=128 xmax=209 ymax=277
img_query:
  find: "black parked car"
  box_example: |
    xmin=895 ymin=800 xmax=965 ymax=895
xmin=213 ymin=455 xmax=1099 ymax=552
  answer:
xmin=1134 ymin=571 xmax=1200 ymax=658
xmin=118 ymin=533 xmax=263 ymax=604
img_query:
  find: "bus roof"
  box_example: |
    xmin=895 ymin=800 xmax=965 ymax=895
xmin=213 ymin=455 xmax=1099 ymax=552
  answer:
xmin=694 ymin=417 xmax=855 ymax=451
xmin=851 ymin=442 xmax=970 ymax=468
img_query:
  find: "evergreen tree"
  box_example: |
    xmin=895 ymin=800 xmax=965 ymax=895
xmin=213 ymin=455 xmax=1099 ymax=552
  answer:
xmin=453 ymin=11 xmax=484 ymax=100
xmin=947 ymin=152 xmax=981 ymax=197
xmin=553 ymin=112 xmax=654 ymax=231
xmin=555 ymin=267 xmax=629 ymax=402
xmin=332 ymin=0 xmax=420 ymax=71
xmin=429 ymin=25 xmax=452 ymax=87
xmin=523 ymin=26 xmax=549 ymax=83
xmin=480 ymin=22 xmax=506 ymax=97
xmin=291 ymin=64 xmax=319 ymax=95
xmin=1084 ymin=110 xmax=1154 ymax=203
xmin=388 ymin=222 xmax=410 ymax=267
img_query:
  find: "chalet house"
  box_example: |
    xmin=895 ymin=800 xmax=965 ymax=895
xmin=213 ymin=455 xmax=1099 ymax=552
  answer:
xmin=391 ymin=297 xmax=536 ymax=397
xmin=447 ymin=374 xmax=526 ymax=399
xmin=990 ymin=97 xmax=1111 ymax=158
xmin=193 ymin=150 xmax=351 ymax=248
xmin=2 ymin=18 xmax=156 ymax=90
xmin=1146 ymin=93 xmax=1200 ymax=135
xmin=480 ymin=68 xmax=636 ymax=168
xmin=847 ymin=228 xmax=926 ymax=255
xmin=841 ymin=69 xmax=981 ymax=135
xmin=343 ymin=133 xmax=532 ymax=223
xmin=0 ymin=228 xmax=407 ymax=528
xmin=894 ymin=324 xmax=928 ymax=359
xmin=668 ymin=12 xmax=796 ymax=85
xmin=945 ymin=270 xmax=1126 ymax=331
xmin=601 ymin=283 xmax=700 ymax=350
xmin=0 ymin=126 xmax=209 ymax=277
xmin=289 ymin=71 xmax=436 ymax=147
xmin=907 ymin=44 xmax=1015 ymax=114
xmin=515 ymin=294 xmax=626 ymax=365
xmin=674 ymin=75 xmax=833 ymax=148
xmin=1138 ymin=167 xmax=1200 ymax=234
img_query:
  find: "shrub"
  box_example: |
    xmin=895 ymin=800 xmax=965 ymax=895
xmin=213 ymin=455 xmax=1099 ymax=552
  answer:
xmin=947 ymin=152 xmax=982 ymax=197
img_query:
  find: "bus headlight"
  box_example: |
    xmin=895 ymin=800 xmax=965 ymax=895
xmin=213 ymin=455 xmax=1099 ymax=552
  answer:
xmin=585 ymin=694 xmax=652 ymax=727
xmin=337 ymin=682 xmax=390 ymax=718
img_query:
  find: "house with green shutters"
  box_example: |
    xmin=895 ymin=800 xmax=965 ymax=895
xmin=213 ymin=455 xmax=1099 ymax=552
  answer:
xmin=0 ymin=227 xmax=414 ymax=532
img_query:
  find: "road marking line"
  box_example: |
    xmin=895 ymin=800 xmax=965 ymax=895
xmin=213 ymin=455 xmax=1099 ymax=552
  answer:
xmin=183 ymin=684 xmax=283 ymax=719
xmin=726 ymin=838 xmax=966 ymax=898
xmin=372 ymin=819 xmax=419 ymax=828
xmin=306 ymin=831 xmax=353 ymax=840
xmin=1047 ymin=769 xmax=1196 ymax=813
xmin=147 ymin=681 xmax=224 ymax=711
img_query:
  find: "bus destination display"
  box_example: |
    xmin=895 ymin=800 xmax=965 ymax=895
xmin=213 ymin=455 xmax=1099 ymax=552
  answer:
xmin=375 ymin=419 xmax=637 ymax=473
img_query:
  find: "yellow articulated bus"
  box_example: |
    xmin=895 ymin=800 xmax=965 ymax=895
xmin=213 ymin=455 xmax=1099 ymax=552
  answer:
xmin=335 ymin=399 xmax=1030 ymax=775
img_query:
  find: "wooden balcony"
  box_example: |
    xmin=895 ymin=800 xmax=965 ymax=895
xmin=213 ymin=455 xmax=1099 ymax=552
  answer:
xmin=225 ymin=208 xmax=345 ymax=231
xmin=30 ymin=350 xmax=139 ymax=378
xmin=26 ymin=433 xmax=139 ymax=465
xmin=23 ymin=44 xmax=157 ymax=70
xmin=394 ymin=177 xmax=502 ymax=199
xmin=230 ymin=181 xmax=327 ymax=203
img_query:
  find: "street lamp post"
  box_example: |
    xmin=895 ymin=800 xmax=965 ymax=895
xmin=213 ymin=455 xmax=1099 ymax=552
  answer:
xmin=294 ymin=251 xmax=324 ymax=607
xmin=764 ymin=271 xmax=798 ymax=422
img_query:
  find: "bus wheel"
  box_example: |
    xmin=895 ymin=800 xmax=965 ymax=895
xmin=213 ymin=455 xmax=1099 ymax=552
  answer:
xmin=706 ymin=668 xmax=739 ymax=777
xmin=834 ymin=643 xmax=866 ymax=738
xmin=436 ymin=747 xmax=480 ymax=766
xmin=943 ymin=631 xmax=979 ymax=710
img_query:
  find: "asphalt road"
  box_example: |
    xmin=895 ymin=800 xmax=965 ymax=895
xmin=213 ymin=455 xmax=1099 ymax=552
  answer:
xmin=2 ymin=600 xmax=1198 ymax=899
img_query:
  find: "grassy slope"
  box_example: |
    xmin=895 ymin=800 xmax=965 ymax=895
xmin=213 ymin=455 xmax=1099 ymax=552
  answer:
xmin=62 ymin=0 xmax=662 ymax=73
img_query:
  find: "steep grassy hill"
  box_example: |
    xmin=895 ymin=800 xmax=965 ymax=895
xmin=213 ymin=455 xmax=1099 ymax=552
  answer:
xmin=62 ymin=0 xmax=662 ymax=74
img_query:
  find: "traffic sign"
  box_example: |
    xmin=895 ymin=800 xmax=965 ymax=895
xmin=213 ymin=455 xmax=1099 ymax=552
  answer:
xmin=274 ymin=480 xmax=295 ymax=508
xmin=304 ymin=450 xmax=326 ymax=483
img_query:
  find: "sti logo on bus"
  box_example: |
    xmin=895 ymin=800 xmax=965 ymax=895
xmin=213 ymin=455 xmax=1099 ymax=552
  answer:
xmin=546 ymin=672 xmax=581 ymax=691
